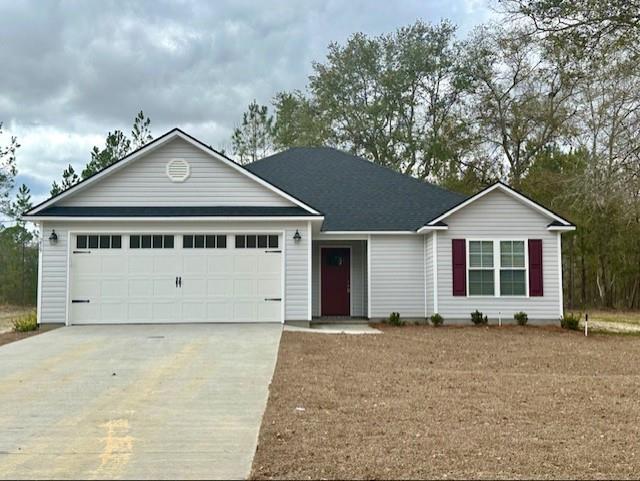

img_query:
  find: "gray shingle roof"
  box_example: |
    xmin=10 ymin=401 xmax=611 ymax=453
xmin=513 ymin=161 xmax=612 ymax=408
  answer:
xmin=246 ymin=147 xmax=467 ymax=231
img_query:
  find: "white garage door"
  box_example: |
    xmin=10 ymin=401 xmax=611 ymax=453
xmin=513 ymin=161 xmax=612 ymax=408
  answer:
xmin=69 ymin=233 xmax=282 ymax=324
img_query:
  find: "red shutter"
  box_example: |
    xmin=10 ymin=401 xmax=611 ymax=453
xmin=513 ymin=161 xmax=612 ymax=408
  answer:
xmin=528 ymin=239 xmax=543 ymax=296
xmin=452 ymin=239 xmax=466 ymax=296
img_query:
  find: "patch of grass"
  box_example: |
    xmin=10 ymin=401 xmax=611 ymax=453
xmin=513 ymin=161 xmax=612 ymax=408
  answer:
xmin=12 ymin=311 xmax=38 ymax=332
xmin=585 ymin=310 xmax=640 ymax=326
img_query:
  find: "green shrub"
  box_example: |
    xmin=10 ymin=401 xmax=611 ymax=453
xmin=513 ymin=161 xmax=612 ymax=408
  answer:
xmin=514 ymin=311 xmax=528 ymax=326
xmin=388 ymin=312 xmax=404 ymax=326
xmin=430 ymin=313 xmax=444 ymax=327
xmin=12 ymin=311 xmax=38 ymax=332
xmin=470 ymin=310 xmax=488 ymax=325
xmin=560 ymin=312 xmax=581 ymax=330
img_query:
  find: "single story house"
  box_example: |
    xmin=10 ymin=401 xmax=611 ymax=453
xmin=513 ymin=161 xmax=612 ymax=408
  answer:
xmin=24 ymin=128 xmax=575 ymax=326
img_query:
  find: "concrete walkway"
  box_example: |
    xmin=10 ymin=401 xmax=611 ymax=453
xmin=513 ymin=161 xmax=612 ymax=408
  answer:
xmin=0 ymin=324 xmax=282 ymax=480
xmin=285 ymin=323 xmax=381 ymax=335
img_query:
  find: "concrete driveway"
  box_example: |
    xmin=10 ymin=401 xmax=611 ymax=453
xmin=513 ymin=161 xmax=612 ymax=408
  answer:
xmin=0 ymin=324 xmax=282 ymax=480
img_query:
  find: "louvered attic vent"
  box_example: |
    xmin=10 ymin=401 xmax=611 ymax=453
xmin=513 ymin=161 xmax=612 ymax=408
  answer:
xmin=166 ymin=158 xmax=190 ymax=182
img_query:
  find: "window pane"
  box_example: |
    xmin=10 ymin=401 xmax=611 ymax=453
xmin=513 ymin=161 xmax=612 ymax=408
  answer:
xmin=88 ymin=235 xmax=98 ymax=249
xmin=469 ymin=253 xmax=482 ymax=268
xmin=130 ymin=235 xmax=140 ymax=249
xmin=469 ymin=269 xmax=494 ymax=295
xmin=268 ymin=235 xmax=278 ymax=248
xmin=257 ymin=235 xmax=267 ymax=248
xmin=205 ymin=235 xmax=216 ymax=248
xmin=247 ymin=235 xmax=257 ymax=248
xmin=77 ymin=235 xmax=87 ymax=249
xmin=111 ymin=235 xmax=121 ymax=249
xmin=99 ymin=235 xmax=110 ymax=249
xmin=500 ymin=269 xmax=526 ymax=296
xmin=469 ymin=241 xmax=481 ymax=255
xmin=216 ymin=235 xmax=227 ymax=248
xmin=163 ymin=235 xmax=174 ymax=248
xmin=481 ymin=241 xmax=493 ymax=267
xmin=152 ymin=235 xmax=163 ymax=249
xmin=183 ymin=235 xmax=193 ymax=248
xmin=194 ymin=235 xmax=205 ymax=248
xmin=141 ymin=235 xmax=151 ymax=249
xmin=512 ymin=253 xmax=525 ymax=268
xmin=235 ymin=235 xmax=245 ymax=248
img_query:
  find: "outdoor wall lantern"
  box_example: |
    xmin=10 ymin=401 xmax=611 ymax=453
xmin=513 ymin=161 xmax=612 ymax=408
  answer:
xmin=48 ymin=230 xmax=58 ymax=245
xmin=293 ymin=229 xmax=302 ymax=242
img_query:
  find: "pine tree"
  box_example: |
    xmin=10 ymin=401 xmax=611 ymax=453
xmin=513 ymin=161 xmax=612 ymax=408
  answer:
xmin=131 ymin=110 xmax=153 ymax=150
xmin=231 ymin=101 xmax=274 ymax=164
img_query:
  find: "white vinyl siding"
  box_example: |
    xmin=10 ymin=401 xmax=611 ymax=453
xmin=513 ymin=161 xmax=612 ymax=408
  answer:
xmin=58 ymin=138 xmax=295 ymax=207
xmin=311 ymin=240 xmax=367 ymax=317
xmin=437 ymin=189 xmax=560 ymax=320
xmin=39 ymin=220 xmax=310 ymax=324
xmin=424 ymin=234 xmax=434 ymax=317
xmin=369 ymin=235 xmax=425 ymax=319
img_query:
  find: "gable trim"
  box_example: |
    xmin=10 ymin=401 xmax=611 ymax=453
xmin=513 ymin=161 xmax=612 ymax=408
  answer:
xmin=26 ymin=128 xmax=321 ymax=216
xmin=418 ymin=182 xmax=574 ymax=232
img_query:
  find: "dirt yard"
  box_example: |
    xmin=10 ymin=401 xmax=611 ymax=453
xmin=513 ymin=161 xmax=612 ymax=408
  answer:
xmin=252 ymin=325 xmax=640 ymax=480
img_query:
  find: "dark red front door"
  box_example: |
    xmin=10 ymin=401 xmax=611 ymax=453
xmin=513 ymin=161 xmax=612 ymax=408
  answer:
xmin=321 ymin=248 xmax=350 ymax=316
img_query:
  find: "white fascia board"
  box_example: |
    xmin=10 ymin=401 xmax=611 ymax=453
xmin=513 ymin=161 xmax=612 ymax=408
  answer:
xmin=426 ymin=183 xmax=573 ymax=227
xmin=320 ymin=230 xmax=417 ymax=235
xmin=22 ymin=215 xmax=325 ymax=222
xmin=547 ymin=225 xmax=576 ymax=232
xmin=26 ymin=129 xmax=321 ymax=216
xmin=416 ymin=225 xmax=449 ymax=233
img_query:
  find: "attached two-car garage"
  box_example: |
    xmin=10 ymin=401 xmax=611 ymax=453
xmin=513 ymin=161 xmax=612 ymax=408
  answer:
xmin=68 ymin=232 xmax=283 ymax=324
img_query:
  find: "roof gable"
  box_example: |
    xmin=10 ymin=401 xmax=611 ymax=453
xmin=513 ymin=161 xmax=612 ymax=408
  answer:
xmin=26 ymin=129 xmax=320 ymax=216
xmin=418 ymin=182 xmax=574 ymax=232
xmin=246 ymin=147 xmax=466 ymax=231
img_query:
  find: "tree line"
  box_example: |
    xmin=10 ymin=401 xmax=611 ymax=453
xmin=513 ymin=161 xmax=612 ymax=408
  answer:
xmin=231 ymin=0 xmax=640 ymax=310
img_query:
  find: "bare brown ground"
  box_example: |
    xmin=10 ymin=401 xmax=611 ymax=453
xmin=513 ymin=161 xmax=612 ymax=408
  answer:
xmin=0 ymin=324 xmax=59 ymax=347
xmin=251 ymin=325 xmax=640 ymax=480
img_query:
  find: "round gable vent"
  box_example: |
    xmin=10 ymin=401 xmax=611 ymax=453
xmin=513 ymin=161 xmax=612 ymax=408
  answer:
xmin=166 ymin=158 xmax=190 ymax=182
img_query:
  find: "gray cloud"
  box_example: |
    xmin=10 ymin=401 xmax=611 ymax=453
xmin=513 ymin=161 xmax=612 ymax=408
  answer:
xmin=0 ymin=0 xmax=491 ymax=201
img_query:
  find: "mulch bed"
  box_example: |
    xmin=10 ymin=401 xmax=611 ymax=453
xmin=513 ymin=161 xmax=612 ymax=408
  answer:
xmin=0 ymin=324 xmax=59 ymax=347
xmin=251 ymin=325 xmax=640 ymax=479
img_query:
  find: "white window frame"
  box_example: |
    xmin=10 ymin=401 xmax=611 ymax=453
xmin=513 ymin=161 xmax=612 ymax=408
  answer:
xmin=466 ymin=238 xmax=529 ymax=298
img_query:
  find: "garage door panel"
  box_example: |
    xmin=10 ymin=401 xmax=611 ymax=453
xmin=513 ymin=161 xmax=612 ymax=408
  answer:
xmin=259 ymin=255 xmax=280 ymax=274
xmin=154 ymin=255 xmax=180 ymax=274
xmin=152 ymin=302 xmax=179 ymax=321
xmin=259 ymin=302 xmax=281 ymax=322
xmin=101 ymin=302 xmax=125 ymax=321
xmin=153 ymin=278 xmax=177 ymax=297
xmin=129 ymin=279 xmax=153 ymax=296
xmin=69 ymin=233 xmax=283 ymax=324
xmin=129 ymin=257 xmax=153 ymax=275
xmin=209 ymin=257 xmax=233 ymax=273
xmin=101 ymin=256 xmax=126 ymax=274
xmin=128 ymin=303 xmax=152 ymax=321
xmin=207 ymin=279 xmax=233 ymax=297
xmin=182 ymin=256 xmax=207 ymax=274
xmin=101 ymin=279 xmax=126 ymax=297
xmin=235 ymin=256 xmax=258 ymax=273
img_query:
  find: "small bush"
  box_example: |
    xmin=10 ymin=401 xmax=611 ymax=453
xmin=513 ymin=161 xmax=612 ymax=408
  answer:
xmin=561 ymin=312 xmax=581 ymax=330
xmin=514 ymin=311 xmax=528 ymax=326
xmin=388 ymin=312 xmax=404 ymax=326
xmin=12 ymin=311 xmax=38 ymax=332
xmin=430 ymin=313 xmax=444 ymax=327
xmin=470 ymin=310 xmax=488 ymax=325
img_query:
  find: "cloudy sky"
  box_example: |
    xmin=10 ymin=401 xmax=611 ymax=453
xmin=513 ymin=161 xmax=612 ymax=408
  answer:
xmin=0 ymin=0 xmax=492 ymax=203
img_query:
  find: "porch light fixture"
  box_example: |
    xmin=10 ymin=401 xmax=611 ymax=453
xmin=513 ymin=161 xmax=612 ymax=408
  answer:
xmin=293 ymin=229 xmax=302 ymax=242
xmin=48 ymin=230 xmax=58 ymax=244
